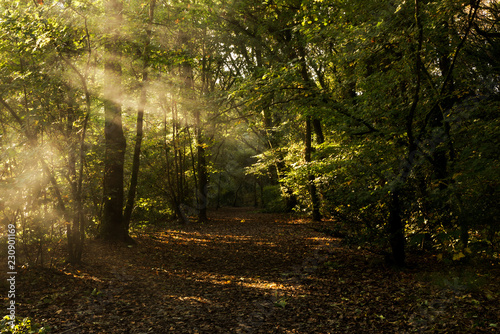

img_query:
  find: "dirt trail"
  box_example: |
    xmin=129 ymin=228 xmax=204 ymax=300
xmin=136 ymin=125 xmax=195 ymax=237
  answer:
xmin=17 ymin=207 xmax=500 ymax=333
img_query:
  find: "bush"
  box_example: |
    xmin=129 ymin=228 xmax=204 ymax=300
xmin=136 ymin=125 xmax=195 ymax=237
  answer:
xmin=261 ymin=185 xmax=287 ymax=212
xmin=0 ymin=316 xmax=50 ymax=333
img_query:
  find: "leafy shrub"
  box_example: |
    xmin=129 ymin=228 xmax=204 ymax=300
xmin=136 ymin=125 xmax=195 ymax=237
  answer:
xmin=261 ymin=185 xmax=287 ymax=212
xmin=0 ymin=316 xmax=50 ymax=334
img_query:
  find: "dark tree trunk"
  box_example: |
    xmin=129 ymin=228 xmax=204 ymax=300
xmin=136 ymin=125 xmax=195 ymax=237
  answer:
xmin=388 ymin=190 xmax=406 ymax=266
xmin=428 ymin=20 xmax=456 ymax=190
xmin=67 ymin=101 xmax=85 ymax=263
xmin=298 ymin=43 xmax=321 ymax=221
xmin=305 ymin=116 xmax=321 ymax=221
xmin=253 ymin=177 xmax=258 ymax=208
xmin=196 ymin=111 xmax=208 ymax=222
xmin=123 ymin=0 xmax=155 ymax=230
xmin=101 ymin=0 xmax=128 ymax=242
xmin=196 ymin=44 xmax=211 ymax=222
xmin=163 ymin=100 xmax=189 ymax=224
xmin=312 ymin=118 xmax=324 ymax=145
xmin=123 ymin=77 xmax=145 ymax=229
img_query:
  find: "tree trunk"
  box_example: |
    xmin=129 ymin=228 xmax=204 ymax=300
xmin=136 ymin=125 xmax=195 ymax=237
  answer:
xmin=264 ymin=105 xmax=297 ymax=211
xmin=384 ymin=0 xmax=424 ymax=266
xmin=296 ymin=43 xmax=322 ymax=221
xmin=388 ymin=190 xmax=405 ymax=266
xmin=101 ymin=0 xmax=128 ymax=242
xmin=123 ymin=0 xmax=155 ymax=230
xmin=59 ymin=53 xmax=93 ymax=262
xmin=305 ymin=116 xmax=321 ymax=221
xmin=427 ymin=21 xmax=456 ymax=190
xmin=312 ymin=118 xmax=324 ymax=145
xmin=67 ymin=102 xmax=85 ymax=263
xmin=196 ymin=110 xmax=208 ymax=222
xmin=123 ymin=77 xmax=145 ymax=230
xmin=196 ymin=42 xmax=210 ymax=222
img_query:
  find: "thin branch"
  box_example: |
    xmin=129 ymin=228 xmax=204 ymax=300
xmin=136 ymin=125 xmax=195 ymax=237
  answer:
xmin=0 ymin=96 xmax=24 ymax=129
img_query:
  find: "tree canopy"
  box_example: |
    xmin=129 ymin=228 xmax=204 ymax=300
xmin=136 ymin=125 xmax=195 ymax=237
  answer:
xmin=0 ymin=0 xmax=498 ymax=266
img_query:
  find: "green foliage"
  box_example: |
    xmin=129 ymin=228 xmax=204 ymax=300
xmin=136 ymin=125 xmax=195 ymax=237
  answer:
xmin=228 ymin=0 xmax=499 ymax=261
xmin=0 ymin=316 xmax=50 ymax=334
xmin=274 ymin=296 xmax=288 ymax=308
xmin=260 ymin=185 xmax=287 ymax=213
xmin=130 ymin=197 xmax=175 ymax=227
xmin=0 ymin=0 xmax=497 ymax=263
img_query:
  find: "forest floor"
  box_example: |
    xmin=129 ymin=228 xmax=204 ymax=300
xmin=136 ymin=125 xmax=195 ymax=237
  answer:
xmin=9 ymin=207 xmax=500 ymax=333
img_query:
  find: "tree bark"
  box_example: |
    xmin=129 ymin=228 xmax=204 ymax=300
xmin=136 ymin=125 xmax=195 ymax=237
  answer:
xmin=59 ymin=51 xmax=92 ymax=262
xmin=196 ymin=110 xmax=208 ymax=222
xmin=312 ymin=118 xmax=324 ymax=145
xmin=124 ymin=0 xmax=155 ymax=230
xmin=101 ymin=0 xmax=128 ymax=242
xmin=196 ymin=40 xmax=210 ymax=222
xmin=385 ymin=0 xmax=425 ymax=266
xmin=388 ymin=190 xmax=405 ymax=266
xmin=298 ymin=44 xmax=321 ymax=221
xmin=305 ymin=116 xmax=321 ymax=221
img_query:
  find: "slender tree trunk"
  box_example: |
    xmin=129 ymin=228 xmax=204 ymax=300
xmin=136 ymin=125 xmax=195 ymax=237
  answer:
xmin=186 ymin=125 xmax=199 ymax=205
xmin=388 ymin=189 xmax=405 ymax=266
xmin=163 ymin=99 xmax=189 ymax=224
xmin=124 ymin=0 xmax=156 ymax=230
xmin=253 ymin=176 xmax=258 ymax=208
xmin=298 ymin=44 xmax=321 ymax=221
xmin=386 ymin=0 xmax=424 ymax=267
xmin=66 ymin=101 xmax=86 ymax=263
xmin=426 ymin=21 xmax=456 ymax=191
xmin=312 ymin=118 xmax=324 ymax=145
xmin=101 ymin=0 xmax=128 ymax=242
xmin=263 ymin=105 xmax=292 ymax=207
xmin=256 ymin=46 xmax=297 ymax=211
xmin=305 ymin=116 xmax=321 ymax=221
xmin=196 ymin=110 xmax=208 ymax=221
xmin=65 ymin=102 xmax=81 ymax=263
xmin=123 ymin=77 xmax=146 ymax=229
xmin=59 ymin=28 xmax=93 ymax=263
xmin=196 ymin=41 xmax=210 ymax=222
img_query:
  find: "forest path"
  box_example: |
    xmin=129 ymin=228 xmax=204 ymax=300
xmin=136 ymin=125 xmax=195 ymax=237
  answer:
xmin=19 ymin=207 xmax=499 ymax=333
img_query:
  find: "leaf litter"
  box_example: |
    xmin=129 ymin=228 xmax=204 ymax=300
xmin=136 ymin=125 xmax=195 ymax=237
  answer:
xmin=12 ymin=207 xmax=500 ymax=333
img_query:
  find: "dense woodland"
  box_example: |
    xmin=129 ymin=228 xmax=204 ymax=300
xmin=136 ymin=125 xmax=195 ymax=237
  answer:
xmin=0 ymin=0 xmax=499 ymax=332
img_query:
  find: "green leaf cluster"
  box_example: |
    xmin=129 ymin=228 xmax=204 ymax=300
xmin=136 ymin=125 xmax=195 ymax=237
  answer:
xmin=0 ymin=316 xmax=50 ymax=334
